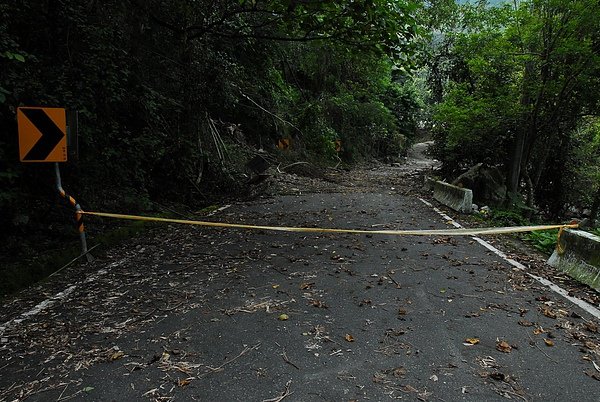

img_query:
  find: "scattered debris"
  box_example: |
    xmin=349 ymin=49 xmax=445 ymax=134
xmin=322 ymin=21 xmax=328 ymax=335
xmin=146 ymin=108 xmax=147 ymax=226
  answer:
xmin=262 ymin=380 xmax=292 ymax=402
xmin=496 ymin=341 xmax=512 ymax=353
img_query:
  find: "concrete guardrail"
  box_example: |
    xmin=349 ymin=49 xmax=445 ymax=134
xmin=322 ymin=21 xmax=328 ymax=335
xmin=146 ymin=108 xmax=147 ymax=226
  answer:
xmin=433 ymin=180 xmax=473 ymax=213
xmin=547 ymin=229 xmax=600 ymax=291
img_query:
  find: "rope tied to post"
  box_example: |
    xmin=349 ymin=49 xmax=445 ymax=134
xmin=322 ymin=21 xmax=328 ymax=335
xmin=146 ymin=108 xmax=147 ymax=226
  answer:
xmin=555 ymin=222 xmax=575 ymax=256
xmin=80 ymin=210 xmax=579 ymax=237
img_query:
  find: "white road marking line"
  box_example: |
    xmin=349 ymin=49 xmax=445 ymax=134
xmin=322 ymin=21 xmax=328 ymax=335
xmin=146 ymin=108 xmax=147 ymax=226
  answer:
xmin=208 ymin=204 xmax=232 ymax=217
xmin=419 ymin=198 xmax=600 ymax=320
xmin=0 ymin=261 xmax=121 ymax=336
xmin=420 ymin=199 xmax=463 ymax=228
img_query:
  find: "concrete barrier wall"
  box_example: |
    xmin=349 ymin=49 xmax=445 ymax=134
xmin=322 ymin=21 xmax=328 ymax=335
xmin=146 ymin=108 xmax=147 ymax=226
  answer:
xmin=433 ymin=181 xmax=473 ymax=213
xmin=547 ymin=229 xmax=600 ymax=291
xmin=423 ymin=176 xmax=437 ymax=191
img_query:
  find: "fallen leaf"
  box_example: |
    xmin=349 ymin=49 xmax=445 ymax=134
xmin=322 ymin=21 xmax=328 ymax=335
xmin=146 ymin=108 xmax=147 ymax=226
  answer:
xmin=178 ymin=378 xmax=191 ymax=387
xmin=585 ymin=370 xmax=600 ymax=381
xmin=518 ymin=320 xmax=534 ymax=327
xmin=278 ymin=314 xmax=289 ymax=321
xmin=345 ymin=334 xmax=355 ymax=342
xmin=542 ymin=308 xmax=557 ymax=319
xmin=464 ymin=338 xmax=480 ymax=345
xmin=83 ymin=387 xmax=94 ymax=393
xmin=392 ymin=367 xmax=406 ymax=378
xmin=110 ymin=351 xmax=124 ymax=361
xmin=440 ymin=288 xmax=446 ymax=294
xmin=272 ymin=284 xmax=280 ymax=289
xmin=544 ymin=339 xmax=554 ymax=347
xmin=402 ymin=385 xmax=418 ymax=393
xmin=398 ymin=308 xmax=408 ymax=315
xmin=430 ymin=374 xmax=438 ymax=382
xmin=299 ymin=282 xmax=314 ymax=290
xmin=311 ymin=300 xmax=328 ymax=308
xmin=585 ymin=322 xmax=599 ymax=333
xmin=372 ymin=373 xmax=385 ymax=383
xmin=496 ymin=341 xmax=512 ymax=353
xmin=533 ymin=327 xmax=545 ymax=335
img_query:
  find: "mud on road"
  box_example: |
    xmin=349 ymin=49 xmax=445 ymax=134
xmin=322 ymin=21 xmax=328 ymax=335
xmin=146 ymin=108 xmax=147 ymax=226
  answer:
xmin=1 ymin=150 xmax=599 ymax=401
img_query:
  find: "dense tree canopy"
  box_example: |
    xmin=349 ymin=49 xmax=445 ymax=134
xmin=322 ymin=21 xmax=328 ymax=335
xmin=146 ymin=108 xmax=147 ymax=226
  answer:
xmin=0 ymin=0 xmax=424 ymax=289
xmin=428 ymin=0 xmax=600 ymax=219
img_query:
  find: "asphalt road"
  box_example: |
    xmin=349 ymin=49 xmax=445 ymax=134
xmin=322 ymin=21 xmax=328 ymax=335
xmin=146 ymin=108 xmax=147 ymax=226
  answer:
xmin=1 ymin=157 xmax=599 ymax=402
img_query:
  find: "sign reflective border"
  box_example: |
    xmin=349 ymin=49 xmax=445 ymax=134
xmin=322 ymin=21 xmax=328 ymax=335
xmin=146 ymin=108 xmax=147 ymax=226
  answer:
xmin=18 ymin=107 xmax=67 ymax=162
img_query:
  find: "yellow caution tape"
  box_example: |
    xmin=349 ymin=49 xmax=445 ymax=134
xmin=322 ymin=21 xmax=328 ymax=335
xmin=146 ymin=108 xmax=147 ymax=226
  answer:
xmin=81 ymin=211 xmax=578 ymax=237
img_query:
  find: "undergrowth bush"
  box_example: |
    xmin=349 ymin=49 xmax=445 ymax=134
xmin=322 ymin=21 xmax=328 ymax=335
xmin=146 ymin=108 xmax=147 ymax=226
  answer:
xmin=489 ymin=209 xmax=529 ymax=227
xmin=523 ymin=230 xmax=559 ymax=255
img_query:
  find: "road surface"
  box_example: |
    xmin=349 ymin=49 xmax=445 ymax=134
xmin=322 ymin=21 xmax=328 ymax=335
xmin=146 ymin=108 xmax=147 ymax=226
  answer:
xmin=1 ymin=144 xmax=599 ymax=401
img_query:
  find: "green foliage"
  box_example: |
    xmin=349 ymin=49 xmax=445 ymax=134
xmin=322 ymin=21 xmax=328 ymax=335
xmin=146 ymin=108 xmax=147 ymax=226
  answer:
xmin=523 ymin=230 xmax=559 ymax=255
xmin=248 ymin=0 xmax=424 ymax=66
xmin=562 ymin=118 xmax=600 ymax=215
xmin=428 ymin=0 xmax=600 ymax=217
xmin=489 ymin=209 xmax=529 ymax=227
xmin=0 ymin=0 xmax=427 ymax=293
xmin=258 ymin=43 xmax=422 ymax=163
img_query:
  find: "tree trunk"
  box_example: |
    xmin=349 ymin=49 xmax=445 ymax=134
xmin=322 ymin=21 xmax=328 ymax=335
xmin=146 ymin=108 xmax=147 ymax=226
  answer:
xmin=508 ymin=132 xmax=525 ymax=195
xmin=590 ymin=188 xmax=600 ymax=225
xmin=508 ymin=57 xmax=536 ymax=197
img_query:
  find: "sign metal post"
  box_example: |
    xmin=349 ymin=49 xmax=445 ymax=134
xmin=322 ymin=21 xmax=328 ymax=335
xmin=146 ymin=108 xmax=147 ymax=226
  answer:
xmin=17 ymin=107 xmax=92 ymax=261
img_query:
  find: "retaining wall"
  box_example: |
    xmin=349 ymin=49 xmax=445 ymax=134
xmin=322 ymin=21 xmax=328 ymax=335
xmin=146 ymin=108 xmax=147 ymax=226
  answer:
xmin=547 ymin=229 xmax=600 ymax=291
xmin=433 ymin=181 xmax=473 ymax=213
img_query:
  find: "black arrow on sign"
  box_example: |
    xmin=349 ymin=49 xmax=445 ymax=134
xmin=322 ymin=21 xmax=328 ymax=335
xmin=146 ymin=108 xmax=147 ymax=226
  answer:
xmin=21 ymin=108 xmax=65 ymax=161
